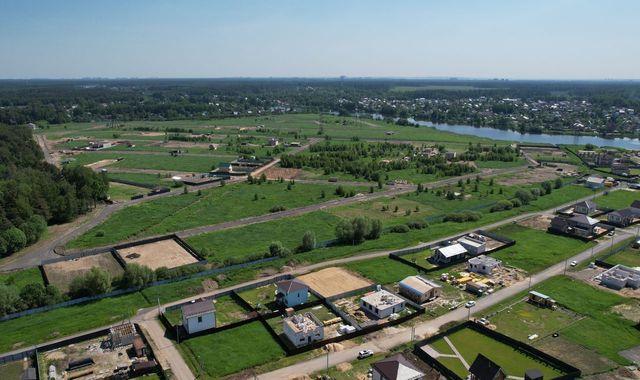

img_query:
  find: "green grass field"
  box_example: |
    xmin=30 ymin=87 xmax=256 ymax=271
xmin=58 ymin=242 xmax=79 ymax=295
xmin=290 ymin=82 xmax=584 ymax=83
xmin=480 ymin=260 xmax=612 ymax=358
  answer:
xmin=341 ymin=257 xmax=419 ymax=285
xmin=428 ymin=327 xmax=565 ymax=379
xmin=0 ymin=292 xmax=149 ymax=353
xmin=107 ymin=182 xmax=148 ymax=201
xmin=490 ymin=224 xmax=594 ymax=273
xmin=604 ymin=246 xmax=640 ymax=267
xmin=0 ymin=267 xmax=45 ymax=290
xmin=482 ymin=300 xmax=581 ymax=342
xmin=178 ymin=321 xmax=285 ymax=379
xmin=533 ymin=276 xmax=640 ymax=364
xmin=68 ymin=182 xmax=361 ymax=249
xmin=594 ymin=189 xmax=638 ymax=210
xmin=67 ymin=151 xmax=235 ymax=172
xmin=107 ymin=172 xmax=170 ymax=187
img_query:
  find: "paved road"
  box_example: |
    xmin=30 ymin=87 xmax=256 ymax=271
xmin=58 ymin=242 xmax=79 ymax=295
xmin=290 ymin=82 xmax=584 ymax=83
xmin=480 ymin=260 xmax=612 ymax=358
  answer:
xmin=257 ymin=230 xmax=633 ymax=380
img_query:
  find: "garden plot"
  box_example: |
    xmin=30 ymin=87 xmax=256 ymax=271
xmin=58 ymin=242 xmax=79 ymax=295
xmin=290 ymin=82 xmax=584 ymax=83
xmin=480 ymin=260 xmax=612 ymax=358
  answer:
xmin=298 ymin=267 xmax=372 ymax=297
xmin=117 ymin=239 xmax=199 ymax=270
xmin=43 ymin=253 xmax=125 ymax=292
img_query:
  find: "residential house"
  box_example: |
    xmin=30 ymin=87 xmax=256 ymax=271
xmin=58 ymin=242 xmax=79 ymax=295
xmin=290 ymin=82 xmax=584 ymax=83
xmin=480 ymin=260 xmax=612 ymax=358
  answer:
xmin=585 ymin=176 xmax=605 ymax=189
xmin=458 ymin=235 xmax=486 ymax=255
xmin=360 ymin=290 xmax=406 ymax=319
xmin=607 ymin=207 xmax=640 ymax=227
xmin=445 ymin=151 xmax=457 ymax=159
xmin=469 ymin=354 xmax=506 ymax=380
xmin=276 ymin=278 xmax=309 ymax=307
xmin=371 ymin=354 xmax=425 ymax=380
xmin=573 ymin=200 xmax=598 ymax=215
xmin=549 ymin=215 xmax=599 ymax=238
xmin=431 ymin=243 xmax=467 ymax=264
xmin=182 ymin=299 xmax=216 ymax=334
xmin=599 ymin=265 xmax=640 ymax=290
xmin=399 ymin=276 xmax=442 ymax=303
xmin=611 ymin=162 xmax=630 ymax=176
xmin=467 ymin=255 xmax=502 ymax=275
xmin=283 ymin=313 xmax=324 ymax=347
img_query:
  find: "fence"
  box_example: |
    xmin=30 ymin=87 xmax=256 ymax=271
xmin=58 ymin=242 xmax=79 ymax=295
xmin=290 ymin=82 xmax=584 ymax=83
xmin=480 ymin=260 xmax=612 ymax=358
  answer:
xmin=413 ymin=321 xmax=581 ymax=380
xmin=109 ymin=177 xmax=157 ymax=189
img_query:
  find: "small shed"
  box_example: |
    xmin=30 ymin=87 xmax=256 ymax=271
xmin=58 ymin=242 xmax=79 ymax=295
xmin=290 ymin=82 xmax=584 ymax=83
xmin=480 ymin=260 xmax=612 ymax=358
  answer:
xmin=182 ymin=299 xmax=216 ymax=334
xmin=469 ymin=353 xmax=506 ymax=380
xmin=132 ymin=336 xmax=147 ymax=358
xmin=525 ymin=368 xmax=544 ymax=380
xmin=528 ymin=291 xmax=556 ymax=308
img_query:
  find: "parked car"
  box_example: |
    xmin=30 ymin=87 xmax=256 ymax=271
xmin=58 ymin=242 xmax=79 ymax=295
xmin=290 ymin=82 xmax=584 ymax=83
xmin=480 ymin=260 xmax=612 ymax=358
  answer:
xmin=358 ymin=350 xmax=374 ymax=359
xmin=570 ymin=260 xmax=578 ymax=267
xmin=608 ymin=230 xmax=616 ymax=236
xmin=478 ymin=318 xmax=489 ymax=326
xmin=464 ymin=301 xmax=476 ymax=308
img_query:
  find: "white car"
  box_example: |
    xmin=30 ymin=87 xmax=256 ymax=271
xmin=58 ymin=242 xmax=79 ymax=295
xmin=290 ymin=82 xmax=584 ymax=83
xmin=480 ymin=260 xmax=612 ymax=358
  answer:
xmin=358 ymin=349 xmax=374 ymax=359
xmin=478 ymin=318 xmax=489 ymax=325
xmin=464 ymin=301 xmax=476 ymax=308
xmin=570 ymin=260 xmax=577 ymax=267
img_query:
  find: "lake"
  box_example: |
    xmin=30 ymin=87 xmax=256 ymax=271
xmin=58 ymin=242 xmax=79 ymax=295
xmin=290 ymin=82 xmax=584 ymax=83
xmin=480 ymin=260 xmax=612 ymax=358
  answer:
xmin=409 ymin=119 xmax=640 ymax=150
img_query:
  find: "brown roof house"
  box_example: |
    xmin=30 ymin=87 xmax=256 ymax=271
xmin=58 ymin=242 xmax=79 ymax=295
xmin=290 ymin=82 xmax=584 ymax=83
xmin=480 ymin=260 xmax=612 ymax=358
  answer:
xmin=371 ymin=354 xmax=425 ymax=380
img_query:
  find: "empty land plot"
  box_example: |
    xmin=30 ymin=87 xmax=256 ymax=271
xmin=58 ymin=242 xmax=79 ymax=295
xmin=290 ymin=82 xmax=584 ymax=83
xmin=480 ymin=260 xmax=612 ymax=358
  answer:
xmin=117 ymin=239 xmax=198 ymax=270
xmin=517 ymin=214 xmax=553 ymax=231
xmin=298 ymin=267 xmax=372 ymax=297
xmin=341 ymin=257 xmax=418 ymax=285
xmin=424 ymin=328 xmax=565 ymax=379
xmin=178 ymin=321 xmax=285 ymax=379
xmin=496 ymin=164 xmax=577 ymax=186
xmin=595 ymin=189 xmax=639 ymax=210
xmin=43 ymin=253 xmax=124 ymax=292
xmin=0 ymin=267 xmax=45 ymax=290
xmin=604 ymin=246 xmax=640 ymax=268
xmin=534 ymin=336 xmax=616 ymax=375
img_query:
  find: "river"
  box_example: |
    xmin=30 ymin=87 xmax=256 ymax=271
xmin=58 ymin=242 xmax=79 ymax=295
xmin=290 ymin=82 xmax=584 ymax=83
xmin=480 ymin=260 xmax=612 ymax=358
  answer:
xmin=408 ymin=119 xmax=640 ymax=150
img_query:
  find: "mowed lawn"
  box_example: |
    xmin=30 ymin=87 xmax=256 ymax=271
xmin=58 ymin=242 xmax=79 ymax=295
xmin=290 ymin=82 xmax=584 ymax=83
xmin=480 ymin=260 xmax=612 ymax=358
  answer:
xmin=107 ymin=182 xmax=148 ymax=201
xmin=68 ymin=182 xmax=359 ymax=249
xmin=430 ymin=328 xmax=564 ymax=379
xmin=178 ymin=321 xmax=285 ymax=379
xmin=341 ymin=257 xmax=419 ymax=285
xmin=533 ymin=276 xmax=640 ymax=364
xmin=490 ymin=224 xmax=594 ymax=273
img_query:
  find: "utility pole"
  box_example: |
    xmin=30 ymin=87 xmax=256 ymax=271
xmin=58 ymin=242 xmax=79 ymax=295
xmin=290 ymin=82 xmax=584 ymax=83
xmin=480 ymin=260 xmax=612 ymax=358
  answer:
xmin=528 ymin=276 xmax=532 ymax=290
xmin=325 ymin=346 xmax=330 ymax=376
xmin=563 ymin=259 xmax=568 ymax=275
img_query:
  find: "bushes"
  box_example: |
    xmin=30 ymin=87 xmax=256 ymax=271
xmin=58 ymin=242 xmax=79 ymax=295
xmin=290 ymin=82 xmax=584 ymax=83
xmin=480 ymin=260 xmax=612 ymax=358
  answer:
xmin=122 ymin=264 xmax=156 ymax=288
xmin=269 ymin=205 xmax=286 ymax=213
xmin=299 ymin=231 xmax=316 ymax=252
xmin=490 ymin=199 xmax=513 ymax=212
xmin=407 ymin=221 xmax=428 ymax=230
xmin=443 ymin=210 xmax=482 ymax=223
xmin=69 ymin=267 xmax=112 ymax=298
xmin=335 ymin=216 xmax=383 ymax=244
xmin=0 ymin=283 xmax=64 ymax=316
xmin=390 ymin=225 xmax=410 ymax=233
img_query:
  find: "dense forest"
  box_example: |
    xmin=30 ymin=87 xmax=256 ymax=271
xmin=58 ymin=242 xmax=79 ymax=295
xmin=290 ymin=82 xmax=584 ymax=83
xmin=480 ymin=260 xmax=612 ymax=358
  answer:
xmin=0 ymin=125 xmax=109 ymax=256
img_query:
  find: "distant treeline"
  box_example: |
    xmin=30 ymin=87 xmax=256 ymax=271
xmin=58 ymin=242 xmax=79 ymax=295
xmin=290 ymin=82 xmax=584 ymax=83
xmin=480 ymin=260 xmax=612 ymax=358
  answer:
xmin=0 ymin=78 xmax=639 ymax=126
xmin=0 ymin=125 xmax=109 ymax=256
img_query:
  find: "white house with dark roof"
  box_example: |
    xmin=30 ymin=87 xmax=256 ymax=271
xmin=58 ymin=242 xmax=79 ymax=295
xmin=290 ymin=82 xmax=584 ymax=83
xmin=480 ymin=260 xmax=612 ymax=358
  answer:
xmin=276 ymin=278 xmax=309 ymax=307
xmin=431 ymin=243 xmax=467 ymax=264
xmin=181 ymin=299 xmax=216 ymax=334
xmin=371 ymin=354 xmax=425 ymax=380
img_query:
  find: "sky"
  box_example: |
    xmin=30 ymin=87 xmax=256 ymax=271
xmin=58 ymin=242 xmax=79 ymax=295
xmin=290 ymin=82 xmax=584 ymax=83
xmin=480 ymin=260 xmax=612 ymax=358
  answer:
xmin=0 ymin=0 xmax=639 ymax=79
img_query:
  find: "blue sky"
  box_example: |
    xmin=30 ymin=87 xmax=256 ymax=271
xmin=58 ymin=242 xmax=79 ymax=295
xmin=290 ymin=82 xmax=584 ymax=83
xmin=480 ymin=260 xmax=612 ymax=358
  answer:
xmin=0 ymin=0 xmax=638 ymax=79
